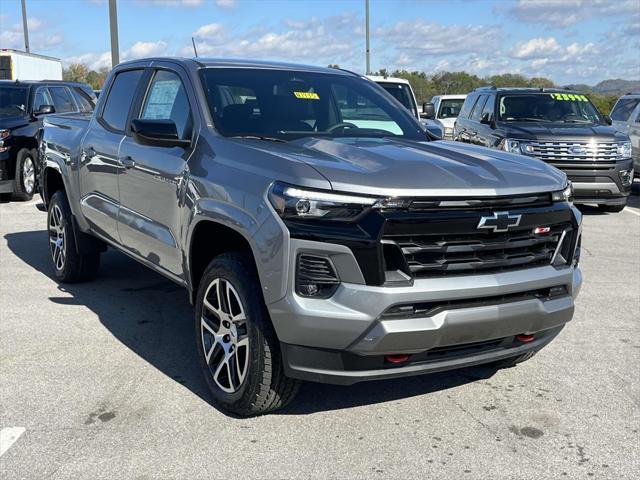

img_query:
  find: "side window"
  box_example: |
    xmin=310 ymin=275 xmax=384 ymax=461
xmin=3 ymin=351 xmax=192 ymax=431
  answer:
xmin=611 ymin=98 xmax=640 ymax=122
xmin=470 ymin=95 xmax=488 ymax=121
xmin=33 ymin=87 xmax=53 ymax=111
xmin=101 ymin=69 xmax=144 ymax=132
xmin=49 ymin=86 xmax=77 ymax=113
xmin=71 ymin=87 xmax=95 ymax=113
xmin=634 ymin=106 xmax=640 ymax=124
xmin=140 ymin=70 xmax=192 ymax=139
xmin=481 ymin=95 xmax=495 ymax=119
xmin=458 ymin=95 xmax=477 ymax=119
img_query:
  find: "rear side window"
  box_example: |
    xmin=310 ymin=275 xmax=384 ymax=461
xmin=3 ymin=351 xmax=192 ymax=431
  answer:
xmin=458 ymin=95 xmax=477 ymax=119
xmin=71 ymin=87 xmax=95 ymax=113
xmin=101 ymin=69 xmax=144 ymax=132
xmin=470 ymin=95 xmax=488 ymax=121
xmin=140 ymin=70 xmax=192 ymax=139
xmin=611 ymin=98 xmax=640 ymax=121
xmin=49 ymin=86 xmax=77 ymax=113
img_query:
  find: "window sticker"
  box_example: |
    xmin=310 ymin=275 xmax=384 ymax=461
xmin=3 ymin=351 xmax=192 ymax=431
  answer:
xmin=294 ymin=91 xmax=320 ymax=100
xmin=550 ymin=92 xmax=588 ymax=102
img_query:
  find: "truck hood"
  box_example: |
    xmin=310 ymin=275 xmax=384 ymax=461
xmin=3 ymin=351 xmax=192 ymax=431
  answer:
xmin=0 ymin=114 xmax=30 ymax=130
xmin=498 ymin=122 xmax=629 ymax=142
xmin=245 ymin=137 xmax=567 ymax=197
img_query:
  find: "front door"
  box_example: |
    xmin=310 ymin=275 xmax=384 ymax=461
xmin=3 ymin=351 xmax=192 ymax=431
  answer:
xmin=117 ymin=66 xmax=196 ymax=279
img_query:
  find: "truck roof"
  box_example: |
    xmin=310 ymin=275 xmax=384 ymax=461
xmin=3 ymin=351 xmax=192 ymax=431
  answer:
xmin=0 ymin=79 xmax=91 ymax=88
xmin=366 ymin=75 xmax=411 ymax=85
xmin=0 ymin=48 xmax=61 ymax=62
xmin=433 ymin=94 xmax=467 ymax=100
xmin=473 ymin=86 xmax=586 ymax=95
xmin=117 ymin=56 xmax=355 ymax=76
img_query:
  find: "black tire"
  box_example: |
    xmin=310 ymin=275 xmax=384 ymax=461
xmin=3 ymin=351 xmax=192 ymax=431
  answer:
xmin=195 ymin=252 xmax=300 ymax=417
xmin=598 ymin=204 xmax=626 ymax=213
xmin=488 ymin=350 xmax=538 ymax=370
xmin=47 ymin=190 xmax=100 ymax=283
xmin=12 ymin=148 xmax=37 ymax=201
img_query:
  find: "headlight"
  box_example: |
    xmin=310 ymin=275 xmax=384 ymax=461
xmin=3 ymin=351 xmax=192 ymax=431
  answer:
xmin=551 ymin=182 xmax=573 ymax=203
xmin=0 ymin=129 xmax=9 ymax=152
xmin=504 ymin=139 xmax=521 ymax=154
xmin=268 ymin=182 xmax=382 ymax=221
xmin=617 ymin=141 xmax=632 ymax=158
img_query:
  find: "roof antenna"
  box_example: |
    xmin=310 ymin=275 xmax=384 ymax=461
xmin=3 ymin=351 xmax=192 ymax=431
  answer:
xmin=191 ymin=37 xmax=198 ymax=58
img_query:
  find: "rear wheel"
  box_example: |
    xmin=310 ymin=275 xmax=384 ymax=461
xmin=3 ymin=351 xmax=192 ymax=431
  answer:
xmin=12 ymin=148 xmax=37 ymax=201
xmin=47 ymin=190 xmax=100 ymax=282
xmin=598 ymin=204 xmax=625 ymax=213
xmin=195 ymin=252 xmax=300 ymax=416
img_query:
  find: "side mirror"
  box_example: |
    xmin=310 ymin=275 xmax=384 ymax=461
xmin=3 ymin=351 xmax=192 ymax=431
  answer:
xmin=422 ymin=102 xmax=435 ymax=119
xmin=34 ymin=105 xmax=55 ymax=116
xmin=480 ymin=112 xmax=496 ymax=128
xmin=131 ymin=119 xmax=190 ymax=148
xmin=603 ymin=114 xmax=612 ymax=125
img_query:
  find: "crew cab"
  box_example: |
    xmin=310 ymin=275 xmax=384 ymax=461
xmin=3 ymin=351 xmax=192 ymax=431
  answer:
xmin=0 ymin=80 xmax=96 ymax=200
xmin=39 ymin=58 xmax=582 ymax=416
xmin=454 ymin=87 xmax=633 ymax=212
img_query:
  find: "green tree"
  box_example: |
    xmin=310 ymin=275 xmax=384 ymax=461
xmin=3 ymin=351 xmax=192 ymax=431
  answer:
xmin=63 ymin=63 xmax=89 ymax=83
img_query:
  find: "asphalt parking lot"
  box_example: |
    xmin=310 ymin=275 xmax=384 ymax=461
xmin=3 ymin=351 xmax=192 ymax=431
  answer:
xmin=1 ymin=186 xmax=639 ymax=480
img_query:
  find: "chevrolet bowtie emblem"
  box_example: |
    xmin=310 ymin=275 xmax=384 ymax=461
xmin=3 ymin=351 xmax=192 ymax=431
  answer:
xmin=477 ymin=212 xmax=522 ymax=232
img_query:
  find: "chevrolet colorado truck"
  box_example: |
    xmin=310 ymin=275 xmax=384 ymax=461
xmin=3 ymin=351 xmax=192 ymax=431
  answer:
xmin=39 ymin=58 xmax=582 ymax=416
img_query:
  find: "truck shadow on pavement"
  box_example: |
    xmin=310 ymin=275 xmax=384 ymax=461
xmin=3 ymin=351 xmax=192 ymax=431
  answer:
xmin=5 ymin=229 xmax=498 ymax=417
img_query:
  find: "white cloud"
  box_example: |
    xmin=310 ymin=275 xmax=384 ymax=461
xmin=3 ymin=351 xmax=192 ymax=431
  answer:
xmin=506 ymin=0 xmax=639 ymax=27
xmin=193 ymin=23 xmax=225 ymax=42
xmin=215 ymin=0 xmax=236 ymax=8
xmin=135 ymin=0 xmax=203 ymax=6
xmin=377 ymin=20 xmax=502 ymax=56
xmin=64 ymin=40 xmax=168 ymax=70
xmin=0 ymin=16 xmax=63 ymax=52
xmin=510 ymin=37 xmax=563 ymax=59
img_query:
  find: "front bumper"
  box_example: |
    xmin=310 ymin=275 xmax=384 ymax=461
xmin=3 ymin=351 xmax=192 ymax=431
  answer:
xmin=565 ymin=158 xmax=633 ymax=205
xmin=269 ymin=238 xmax=582 ymax=384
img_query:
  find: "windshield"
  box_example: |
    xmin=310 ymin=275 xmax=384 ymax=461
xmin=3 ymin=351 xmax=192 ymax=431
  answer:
xmin=200 ymin=69 xmax=424 ymax=141
xmin=498 ymin=93 xmax=603 ymax=124
xmin=0 ymin=86 xmax=28 ymax=116
xmin=438 ymin=98 xmax=465 ymax=119
xmin=378 ymin=82 xmax=417 ymax=117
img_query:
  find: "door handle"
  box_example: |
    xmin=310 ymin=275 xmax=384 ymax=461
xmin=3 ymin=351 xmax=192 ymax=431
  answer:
xmin=120 ymin=156 xmax=136 ymax=169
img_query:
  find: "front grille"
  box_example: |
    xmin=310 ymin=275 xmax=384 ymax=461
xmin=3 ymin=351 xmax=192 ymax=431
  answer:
xmin=384 ymin=223 xmax=570 ymax=278
xmin=527 ymin=142 xmax=619 ymax=171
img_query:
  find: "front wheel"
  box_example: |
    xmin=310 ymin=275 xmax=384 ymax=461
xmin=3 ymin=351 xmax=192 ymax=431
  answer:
xmin=195 ymin=253 xmax=300 ymax=416
xmin=47 ymin=190 xmax=100 ymax=282
xmin=598 ymin=203 xmax=626 ymax=213
xmin=12 ymin=148 xmax=37 ymax=201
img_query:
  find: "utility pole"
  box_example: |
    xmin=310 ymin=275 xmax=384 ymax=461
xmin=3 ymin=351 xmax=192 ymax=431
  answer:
xmin=21 ymin=0 xmax=30 ymax=53
xmin=108 ymin=0 xmax=120 ymax=67
xmin=365 ymin=0 xmax=370 ymax=74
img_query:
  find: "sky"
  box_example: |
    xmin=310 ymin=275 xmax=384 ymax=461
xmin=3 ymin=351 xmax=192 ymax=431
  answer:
xmin=0 ymin=0 xmax=638 ymax=85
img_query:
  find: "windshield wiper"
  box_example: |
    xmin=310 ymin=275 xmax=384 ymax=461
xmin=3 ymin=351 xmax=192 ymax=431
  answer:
xmin=230 ymin=135 xmax=287 ymax=143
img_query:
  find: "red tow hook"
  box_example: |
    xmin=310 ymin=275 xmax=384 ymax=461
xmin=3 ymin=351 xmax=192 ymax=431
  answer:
xmin=385 ymin=354 xmax=411 ymax=364
xmin=516 ymin=334 xmax=535 ymax=343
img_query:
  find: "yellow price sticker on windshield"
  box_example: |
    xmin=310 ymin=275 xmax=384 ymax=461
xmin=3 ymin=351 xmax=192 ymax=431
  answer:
xmin=294 ymin=91 xmax=320 ymax=100
xmin=551 ymin=92 xmax=588 ymax=102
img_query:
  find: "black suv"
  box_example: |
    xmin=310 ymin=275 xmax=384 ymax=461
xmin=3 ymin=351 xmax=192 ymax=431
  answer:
xmin=0 ymin=80 xmax=96 ymax=201
xmin=454 ymin=87 xmax=633 ymax=212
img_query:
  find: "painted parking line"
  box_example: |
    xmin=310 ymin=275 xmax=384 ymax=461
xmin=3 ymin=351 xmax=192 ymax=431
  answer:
xmin=623 ymin=207 xmax=640 ymax=217
xmin=0 ymin=427 xmax=26 ymax=457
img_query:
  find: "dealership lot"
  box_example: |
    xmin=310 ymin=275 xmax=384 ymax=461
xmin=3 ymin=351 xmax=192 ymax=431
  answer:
xmin=0 ymin=188 xmax=638 ymax=479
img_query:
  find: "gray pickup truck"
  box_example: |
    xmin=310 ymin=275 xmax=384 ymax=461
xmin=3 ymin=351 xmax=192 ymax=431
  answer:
xmin=39 ymin=58 xmax=582 ymax=416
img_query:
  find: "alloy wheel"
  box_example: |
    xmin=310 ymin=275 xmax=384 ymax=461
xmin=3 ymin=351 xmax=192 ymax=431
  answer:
xmin=48 ymin=204 xmax=66 ymax=271
xmin=22 ymin=156 xmax=35 ymax=194
xmin=200 ymin=278 xmax=250 ymax=393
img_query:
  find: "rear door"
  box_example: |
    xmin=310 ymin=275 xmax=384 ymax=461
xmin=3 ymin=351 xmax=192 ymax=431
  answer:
xmin=474 ymin=94 xmax=496 ymax=148
xmin=79 ymin=68 xmax=145 ymax=243
xmin=454 ymin=94 xmax=478 ymax=143
xmin=117 ymin=64 xmax=197 ymax=279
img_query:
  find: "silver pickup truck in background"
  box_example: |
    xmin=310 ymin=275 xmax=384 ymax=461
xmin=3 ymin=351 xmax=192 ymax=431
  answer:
xmin=39 ymin=57 xmax=582 ymax=416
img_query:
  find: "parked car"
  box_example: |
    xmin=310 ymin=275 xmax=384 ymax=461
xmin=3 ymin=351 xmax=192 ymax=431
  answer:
xmin=0 ymin=80 xmax=96 ymax=200
xmin=366 ymin=75 xmax=420 ymax=119
xmin=39 ymin=58 xmax=582 ymax=416
xmin=422 ymin=94 xmax=467 ymax=140
xmin=454 ymin=87 xmax=633 ymax=212
xmin=610 ymin=92 xmax=640 ymax=176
